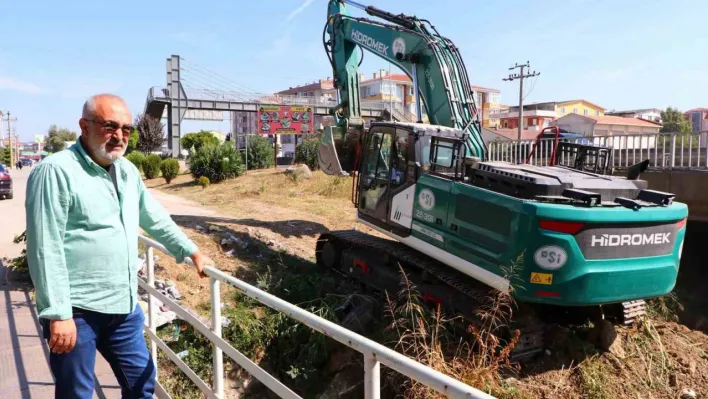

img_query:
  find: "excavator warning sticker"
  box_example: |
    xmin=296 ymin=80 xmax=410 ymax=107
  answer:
xmin=530 ymin=272 xmax=553 ymax=285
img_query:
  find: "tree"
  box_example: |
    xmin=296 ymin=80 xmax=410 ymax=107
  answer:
xmin=126 ymin=128 xmax=139 ymax=154
xmin=44 ymin=125 xmax=78 ymax=153
xmin=660 ymin=107 xmax=692 ymax=134
xmin=243 ymin=135 xmax=277 ymax=170
xmin=181 ymin=130 xmax=220 ymax=152
xmin=294 ymin=135 xmax=320 ymax=170
xmin=0 ymin=147 xmax=11 ymax=165
xmin=135 ymin=114 xmax=165 ymax=153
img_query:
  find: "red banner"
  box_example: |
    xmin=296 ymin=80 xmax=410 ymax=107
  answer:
xmin=258 ymin=105 xmax=314 ymax=135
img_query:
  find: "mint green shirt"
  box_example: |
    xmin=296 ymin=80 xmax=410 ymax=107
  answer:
xmin=25 ymin=139 xmax=197 ymax=320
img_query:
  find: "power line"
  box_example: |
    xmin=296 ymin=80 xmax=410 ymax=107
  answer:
xmin=522 ymin=74 xmax=539 ymax=101
xmin=180 ymin=58 xmax=262 ymax=95
xmin=503 ymin=61 xmax=541 ymax=140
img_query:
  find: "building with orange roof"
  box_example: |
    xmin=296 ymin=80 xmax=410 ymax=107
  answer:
xmin=606 ymin=108 xmax=662 ymax=123
xmin=550 ymin=113 xmax=662 ymax=150
xmin=495 ymin=99 xmax=607 ymax=132
xmin=481 ymin=127 xmax=543 ymax=142
xmin=272 ymin=70 xmax=502 ymax=127
xmin=551 ymin=113 xmax=662 ymax=136
xmin=485 ymin=112 xmax=665 ymax=149
xmin=357 ymin=69 xmax=502 ymax=127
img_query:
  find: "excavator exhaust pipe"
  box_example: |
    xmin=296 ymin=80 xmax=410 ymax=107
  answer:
xmin=318 ymin=125 xmax=362 ymax=176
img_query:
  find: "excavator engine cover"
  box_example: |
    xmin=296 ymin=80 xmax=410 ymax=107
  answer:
xmin=468 ymin=162 xmax=648 ymax=203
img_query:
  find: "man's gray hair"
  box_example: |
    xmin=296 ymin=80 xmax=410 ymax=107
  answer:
xmin=82 ymin=94 xmax=126 ymax=119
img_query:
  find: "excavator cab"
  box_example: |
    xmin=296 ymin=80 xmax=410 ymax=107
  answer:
xmin=355 ymin=124 xmax=415 ymax=232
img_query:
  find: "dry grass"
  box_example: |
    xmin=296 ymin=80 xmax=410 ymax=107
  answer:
xmin=143 ymin=225 xmax=243 ymax=311
xmin=383 ymin=265 xmax=522 ymax=398
xmin=147 ymin=168 xmax=708 ymax=399
xmin=147 ymin=169 xmax=355 ymax=230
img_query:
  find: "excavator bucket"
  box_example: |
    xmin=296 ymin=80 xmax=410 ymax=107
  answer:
xmin=318 ymin=125 xmax=361 ymax=176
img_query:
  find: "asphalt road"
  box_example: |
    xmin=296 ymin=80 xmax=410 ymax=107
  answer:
xmin=0 ymin=166 xmax=29 ymax=259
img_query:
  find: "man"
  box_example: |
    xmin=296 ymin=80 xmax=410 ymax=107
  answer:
xmin=25 ymin=93 xmax=212 ymax=398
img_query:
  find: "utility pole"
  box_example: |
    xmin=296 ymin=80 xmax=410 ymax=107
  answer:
xmin=503 ymin=61 xmax=540 ymax=140
xmin=2 ymin=112 xmax=17 ymax=166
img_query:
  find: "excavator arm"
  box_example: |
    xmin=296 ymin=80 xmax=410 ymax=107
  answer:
xmin=318 ymin=0 xmax=487 ymax=175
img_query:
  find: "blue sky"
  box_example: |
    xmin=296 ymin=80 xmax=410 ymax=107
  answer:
xmin=1 ymin=0 xmax=706 ymax=141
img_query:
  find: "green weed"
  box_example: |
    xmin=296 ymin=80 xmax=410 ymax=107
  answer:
xmin=579 ymin=356 xmax=611 ymax=399
xmin=646 ymin=293 xmax=684 ymax=322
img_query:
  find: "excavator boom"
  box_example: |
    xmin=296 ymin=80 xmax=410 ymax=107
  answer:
xmin=319 ymin=0 xmax=486 ymax=175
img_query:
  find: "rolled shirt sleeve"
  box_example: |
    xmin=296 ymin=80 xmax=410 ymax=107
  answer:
xmin=137 ymin=178 xmax=197 ymax=263
xmin=25 ymin=164 xmax=73 ymax=320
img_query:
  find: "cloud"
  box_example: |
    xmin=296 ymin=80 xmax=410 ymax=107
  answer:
xmin=0 ymin=77 xmax=44 ymax=94
xmin=286 ymin=0 xmax=315 ymax=21
xmin=257 ymin=0 xmax=315 ymax=59
xmin=258 ymin=0 xmax=316 ymax=60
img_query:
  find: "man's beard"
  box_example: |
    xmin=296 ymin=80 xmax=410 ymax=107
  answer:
xmin=94 ymin=139 xmax=126 ymax=163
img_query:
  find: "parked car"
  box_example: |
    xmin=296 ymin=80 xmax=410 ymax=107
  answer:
xmin=0 ymin=164 xmax=13 ymax=199
xmin=538 ymin=130 xmax=591 ymax=144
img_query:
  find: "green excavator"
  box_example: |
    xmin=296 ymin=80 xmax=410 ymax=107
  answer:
xmin=315 ymin=0 xmax=688 ymax=358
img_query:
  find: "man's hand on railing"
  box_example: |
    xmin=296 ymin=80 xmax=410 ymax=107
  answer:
xmin=190 ymin=251 xmax=213 ymax=279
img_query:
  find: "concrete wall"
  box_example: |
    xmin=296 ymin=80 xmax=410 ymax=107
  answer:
xmin=622 ymin=170 xmax=708 ymax=221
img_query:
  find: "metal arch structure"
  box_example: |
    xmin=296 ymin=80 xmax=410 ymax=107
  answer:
xmin=144 ymin=55 xmax=393 ymax=157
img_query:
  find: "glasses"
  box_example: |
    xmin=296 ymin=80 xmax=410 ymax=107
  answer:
xmin=85 ymin=119 xmax=133 ymax=135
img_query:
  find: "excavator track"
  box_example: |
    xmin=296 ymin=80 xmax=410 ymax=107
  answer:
xmin=316 ymin=229 xmax=547 ymax=362
xmin=620 ymin=300 xmax=647 ymax=327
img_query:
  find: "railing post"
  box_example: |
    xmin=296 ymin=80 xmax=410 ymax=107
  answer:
xmin=211 ymin=277 xmax=224 ymax=398
xmin=147 ymin=247 xmax=158 ymax=380
xmin=670 ymin=133 xmax=677 ymax=169
xmin=364 ymin=353 xmax=381 ymax=399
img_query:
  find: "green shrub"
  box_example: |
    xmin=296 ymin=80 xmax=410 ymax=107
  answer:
xmin=160 ymin=158 xmax=180 ymax=184
xmin=126 ymin=129 xmax=139 ymax=154
xmin=142 ymin=154 xmax=162 ymax=179
xmin=181 ymin=131 xmax=220 ymax=153
xmin=294 ymin=136 xmax=320 ymax=170
xmin=125 ymin=152 xmax=145 ymax=171
xmin=1 ymin=147 xmax=11 ymax=165
xmin=197 ymin=176 xmax=210 ymax=189
xmin=243 ymin=135 xmax=275 ymax=170
xmin=189 ymin=142 xmax=245 ymax=183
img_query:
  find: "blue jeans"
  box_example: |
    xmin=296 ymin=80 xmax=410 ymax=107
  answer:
xmin=41 ymin=304 xmax=156 ymax=399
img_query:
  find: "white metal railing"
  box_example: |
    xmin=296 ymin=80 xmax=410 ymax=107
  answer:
xmin=487 ymin=131 xmax=708 ymax=170
xmin=382 ymin=102 xmax=418 ymax=123
xmin=138 ymin=235 xmax=496 ymax=399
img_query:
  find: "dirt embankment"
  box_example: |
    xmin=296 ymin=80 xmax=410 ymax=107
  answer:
xmin=145 ymin=169 xmax=708 ymax=399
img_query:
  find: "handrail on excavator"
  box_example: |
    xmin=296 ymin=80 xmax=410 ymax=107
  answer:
xmin=525 ymin=126 xmax=561 ymax=165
